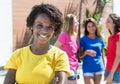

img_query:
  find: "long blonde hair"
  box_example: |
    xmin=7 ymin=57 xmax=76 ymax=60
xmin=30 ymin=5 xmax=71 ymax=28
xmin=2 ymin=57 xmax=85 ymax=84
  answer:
xmin=62 ymin=14 xmax=76 ymax=36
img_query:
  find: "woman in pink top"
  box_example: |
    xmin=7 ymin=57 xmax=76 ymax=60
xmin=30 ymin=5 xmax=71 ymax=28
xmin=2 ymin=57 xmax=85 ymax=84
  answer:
xmin=54 ymin=14 xmax=79 ymax=84
xmin=105 ymin=13 xmax=120 ymax=84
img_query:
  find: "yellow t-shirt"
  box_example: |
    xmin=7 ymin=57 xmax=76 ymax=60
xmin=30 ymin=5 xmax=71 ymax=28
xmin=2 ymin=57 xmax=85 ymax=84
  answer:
xmin=4 ymin=46 xmax=70 ymax=84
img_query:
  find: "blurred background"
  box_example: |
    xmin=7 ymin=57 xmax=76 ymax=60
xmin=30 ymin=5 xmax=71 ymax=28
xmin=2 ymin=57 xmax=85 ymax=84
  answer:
xmin=0 ymin=0 xmax=120 ymax=83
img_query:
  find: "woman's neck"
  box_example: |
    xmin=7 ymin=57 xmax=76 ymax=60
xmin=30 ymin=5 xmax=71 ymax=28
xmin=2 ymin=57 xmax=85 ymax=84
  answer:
xmin=71 ymin=32 xmax=78 ymax=39
xmin=30 ymin=43 xmax=50 ymax=55
xmin=87 ymin=34 xmax=96 ymax=39
xmin=110 ymin=28 xmax=114 ymax=35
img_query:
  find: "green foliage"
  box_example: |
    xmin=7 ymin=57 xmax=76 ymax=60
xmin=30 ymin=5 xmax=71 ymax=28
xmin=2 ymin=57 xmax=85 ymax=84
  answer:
xmin=102 ymin=0 xmax=110 ymax=3
xmin=50 ymin=36 xmax=57 ymax=45
xmin=85 ymin=0 xmax=111 ymax=22
xmin=98 ymin=24 xmax=103 ymax=32
xmin=85 ymin=8 xmax=90 ymax=18
xmin=92 ymin=12 xmax=100 ymax=22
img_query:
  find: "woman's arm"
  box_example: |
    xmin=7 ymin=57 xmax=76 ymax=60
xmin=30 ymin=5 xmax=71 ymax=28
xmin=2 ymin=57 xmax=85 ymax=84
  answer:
xmin=80 ymin=47 xmax=96 ymax=58
xmin=4 ymin=69 xmax=16 ymax=84
xmin=106 ymin=41 xmax=120 ymax=83
xmin=80 ymin=47 xmax=87 ymax=58
xmin=102 ymin=48 xmax=105 ymax=66
xmin=50 ymin=71 xmax=66 ymax=84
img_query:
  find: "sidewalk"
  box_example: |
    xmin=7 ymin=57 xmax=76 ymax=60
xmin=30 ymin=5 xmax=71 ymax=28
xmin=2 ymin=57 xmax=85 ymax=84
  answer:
xmin=0 ymin=70 xmax=6 ymax=84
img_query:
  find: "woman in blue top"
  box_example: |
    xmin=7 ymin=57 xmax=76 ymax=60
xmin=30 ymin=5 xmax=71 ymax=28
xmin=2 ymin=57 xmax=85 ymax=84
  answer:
xmin=80 ymin=18 xmax=105 ymax=84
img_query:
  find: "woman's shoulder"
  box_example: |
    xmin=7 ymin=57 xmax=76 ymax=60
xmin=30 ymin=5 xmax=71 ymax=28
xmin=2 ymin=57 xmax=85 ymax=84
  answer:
xmin=96 ymin=37 xmax=104 ymax=41
xmin=16 ymin=46 xmax=29 ymax=50
xmin=58 ymin=32 xmax=70 ymax=40
xmin=13 ymin=46 xmax=29 ymax=54
xmin=80 ymin=35 xmax=85 ymax=38
xmin=49 ymin=46 xmax=68 ymax=59
xmin=116 ymin=32 xmax=120 ymax=36
xmin=60 ymin=32 xmax=69 ymax=36
xmin=114 ymin=32 xmax=120 ymax=40
xmin=80 ymin=36 xmax=88 ymax=40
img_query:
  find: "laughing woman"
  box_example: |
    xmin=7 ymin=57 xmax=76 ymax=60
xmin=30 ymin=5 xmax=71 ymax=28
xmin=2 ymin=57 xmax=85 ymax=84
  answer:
xmin=54 ymin=14 xmax=79 ymax=84
xmin=4 ymin=3 xmax=70 ymax=84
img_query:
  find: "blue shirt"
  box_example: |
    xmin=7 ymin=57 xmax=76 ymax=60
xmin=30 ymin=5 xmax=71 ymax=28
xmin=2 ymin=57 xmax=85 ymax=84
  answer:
xmin=80 ymin=36 xmax=105 ymax=73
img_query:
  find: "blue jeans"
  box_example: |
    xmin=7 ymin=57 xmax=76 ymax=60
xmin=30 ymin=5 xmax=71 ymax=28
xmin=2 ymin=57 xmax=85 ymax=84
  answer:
xmin=68 ymin=70 xmax=80 ymax=80
xmin=105 ymin=70 xmax=120 ymax=83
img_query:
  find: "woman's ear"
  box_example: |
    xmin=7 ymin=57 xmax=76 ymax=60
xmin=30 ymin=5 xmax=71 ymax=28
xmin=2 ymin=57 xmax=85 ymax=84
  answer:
xmin=30 ymin=27 xmax=33 ymax=34
xmin=30 ymin=27 xmax=33 ymax=30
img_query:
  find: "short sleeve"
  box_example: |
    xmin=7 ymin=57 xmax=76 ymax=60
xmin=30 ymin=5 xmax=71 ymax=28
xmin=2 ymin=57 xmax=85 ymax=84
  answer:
xmin=4 ymin=49 xmax=21 ymax=70
xmin=80 ymin=37 xmax=85 ymax=47
xmin=116 ymin=32 xmax=120 ymax=41
xmin=54 ymin=50 xmax=71 ymax=76
xmin=119 ymin=34 xmax=120 ymax=41
xmin=57 ymin=32 xmax=68 ymax=44
xmin=101 ymin=39 xmax=105 ymax=48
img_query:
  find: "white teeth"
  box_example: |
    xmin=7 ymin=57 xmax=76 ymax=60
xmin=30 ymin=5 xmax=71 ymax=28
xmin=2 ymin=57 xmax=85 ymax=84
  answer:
xmin=40 ymin=34 xmax=47 ymax=38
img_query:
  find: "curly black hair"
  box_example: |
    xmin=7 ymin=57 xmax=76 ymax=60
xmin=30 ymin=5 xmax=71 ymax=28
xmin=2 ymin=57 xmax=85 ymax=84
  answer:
xmin=26 ymin=3 xmax=63 ymax=36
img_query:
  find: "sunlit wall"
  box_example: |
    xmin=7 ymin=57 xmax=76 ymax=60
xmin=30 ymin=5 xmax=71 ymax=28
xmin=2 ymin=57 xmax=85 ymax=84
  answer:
xmin=0 ymin=0 xmax=12 ymax=66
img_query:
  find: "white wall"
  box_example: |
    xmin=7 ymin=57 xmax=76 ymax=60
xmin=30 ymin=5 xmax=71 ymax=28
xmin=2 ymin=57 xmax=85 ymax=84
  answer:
xmin=113 ymin=0 xmax=120 ymax=15
xmin=0 ymin=0 xmax=12 ymax=66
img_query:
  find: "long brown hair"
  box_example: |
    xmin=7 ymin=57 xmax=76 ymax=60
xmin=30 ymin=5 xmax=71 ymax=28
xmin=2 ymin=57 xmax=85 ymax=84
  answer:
xmin=83 ymin=18 xmax=102 ymax=38
xmin=109 ymin=13 xmax=120 ymax=35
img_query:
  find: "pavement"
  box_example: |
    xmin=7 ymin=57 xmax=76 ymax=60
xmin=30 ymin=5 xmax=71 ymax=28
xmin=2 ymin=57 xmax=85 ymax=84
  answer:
xmin=0 ymin=69 xmax=6 ymax=84
xmin=0 ymin=63 xmax=106 ymax=84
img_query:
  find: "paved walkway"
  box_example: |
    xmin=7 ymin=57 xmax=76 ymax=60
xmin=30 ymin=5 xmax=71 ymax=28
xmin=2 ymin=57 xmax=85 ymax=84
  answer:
xmin=0 ymin=70 xmax=6 ymax=84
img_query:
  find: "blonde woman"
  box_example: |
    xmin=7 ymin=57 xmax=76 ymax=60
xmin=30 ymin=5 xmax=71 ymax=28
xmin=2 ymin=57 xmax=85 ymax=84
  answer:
xmin=54 ymin=14 xmax=79 ymax=84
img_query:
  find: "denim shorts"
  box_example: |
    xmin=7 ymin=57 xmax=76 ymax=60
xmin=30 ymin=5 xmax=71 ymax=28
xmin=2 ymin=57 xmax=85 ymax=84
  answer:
xmin=68 ymin=70 xmax=80 ymax=80
xmin=105 ymin=70 xmax=120 ymax=83
xmin=83 ymin=71 xmax=104 ymax=77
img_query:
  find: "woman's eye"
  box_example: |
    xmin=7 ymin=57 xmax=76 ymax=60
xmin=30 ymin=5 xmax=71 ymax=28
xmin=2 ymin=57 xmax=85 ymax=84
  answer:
xmin=47 ymin=26 xmax=54 ymax=31
xmin=37 ymin=24 xmax=42 ymax=29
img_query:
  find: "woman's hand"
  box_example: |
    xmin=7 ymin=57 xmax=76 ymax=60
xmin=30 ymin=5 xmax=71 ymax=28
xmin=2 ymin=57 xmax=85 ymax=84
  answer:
xmin=104 ymin=73 xmax=113 ymax=84
xmin=85 ymin=50 xmax=96 ymax=57
xmin=50 ymin=77 xmax=59 ymax=84
xmin=50 ymin=71 xmax=66 ymax=84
